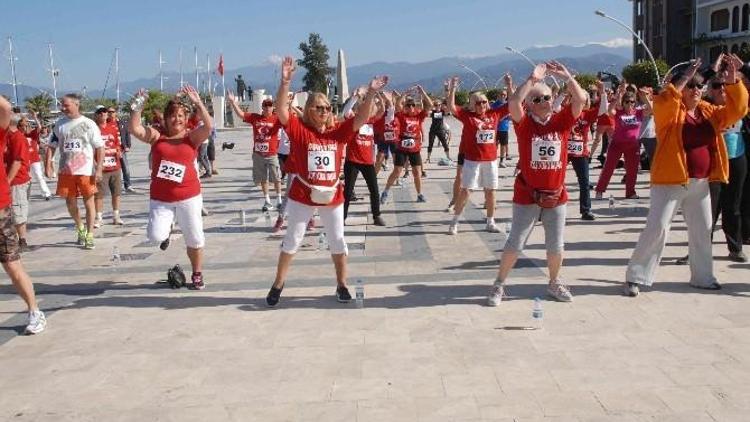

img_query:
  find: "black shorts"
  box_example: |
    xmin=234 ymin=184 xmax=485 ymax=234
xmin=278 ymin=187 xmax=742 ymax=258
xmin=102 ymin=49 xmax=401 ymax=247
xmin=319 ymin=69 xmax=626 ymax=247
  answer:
xmin=496 ymin=131 xmax=509 ymax=146
xmin=394 ymin=151 xmax=422 ymax=167
xmin=457 ymin=153 xmax=465 ymax=166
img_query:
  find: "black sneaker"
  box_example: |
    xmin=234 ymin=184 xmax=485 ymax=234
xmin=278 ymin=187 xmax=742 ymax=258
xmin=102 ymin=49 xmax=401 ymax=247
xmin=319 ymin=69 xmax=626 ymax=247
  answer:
xmin=729 ymin=251 xmax=748 ymax=263
xmin=373 ymin=215 xmax=386 ymax=226
xmin=266 ymin=286 xmax=283 ymax=307
xmin=336 ymin=286 xmax=352 ymax=303
xmin=581 ymin=212 xmax=596 ymax=221
xmin=675 ymin=255 xmax=689 ymax=265
xmin=159 ymin=237 xmax=171 ymax=251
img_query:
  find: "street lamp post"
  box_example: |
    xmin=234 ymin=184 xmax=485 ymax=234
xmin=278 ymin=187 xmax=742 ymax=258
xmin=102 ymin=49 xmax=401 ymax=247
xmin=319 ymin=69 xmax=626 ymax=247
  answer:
xmin=663 ymin=61 xmax=692 ymax=85
xmin=594 ymin=9 xmax=660 ymax=83
xmin=457 ymin=63 xmax=489 ymax=90
xmin=505 ymin=46 xmax=537 ymax=68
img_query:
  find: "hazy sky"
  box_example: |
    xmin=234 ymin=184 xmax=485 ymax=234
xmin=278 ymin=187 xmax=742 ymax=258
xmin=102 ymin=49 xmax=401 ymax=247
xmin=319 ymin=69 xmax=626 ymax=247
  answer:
xmin=2 ymin=0 xmax=632 ymax=91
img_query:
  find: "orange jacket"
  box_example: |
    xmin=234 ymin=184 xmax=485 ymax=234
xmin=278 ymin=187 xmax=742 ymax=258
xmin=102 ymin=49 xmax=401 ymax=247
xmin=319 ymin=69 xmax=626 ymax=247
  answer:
xmin=651 ymin=82 xmax=748 ymax=185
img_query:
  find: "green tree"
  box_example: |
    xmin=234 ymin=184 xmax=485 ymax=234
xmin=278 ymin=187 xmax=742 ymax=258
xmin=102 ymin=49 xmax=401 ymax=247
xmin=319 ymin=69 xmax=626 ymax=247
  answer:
xmin=142 ymin=90 xmax=172 ymax=122
xmin=621 ymin=59 xmax=670 ymax=88
xmin=738 ymin=44 xmax=750 ymax=63
xmin=297 ymin=33 xmax=331 ymax=93
xmin=574 ymin=73 xmax=599 ymax=91
xmin=25 ymin=93 xmax=54 ymax=122
xmin=455 ymin=90 xmax=469 ymax=107
xmin=484 ymin=88 xmax=501 ymax=102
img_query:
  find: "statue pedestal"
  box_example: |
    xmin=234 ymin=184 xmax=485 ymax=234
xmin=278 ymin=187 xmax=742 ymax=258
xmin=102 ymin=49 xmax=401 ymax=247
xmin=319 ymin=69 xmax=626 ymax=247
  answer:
xmin=212 ymin=95 xmax=226 ymax=128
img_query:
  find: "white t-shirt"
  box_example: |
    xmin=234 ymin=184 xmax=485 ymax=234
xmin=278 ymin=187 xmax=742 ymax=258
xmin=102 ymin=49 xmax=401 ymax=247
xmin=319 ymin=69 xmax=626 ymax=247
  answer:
xmin=52 ymin=116 xmax=104 ymax=176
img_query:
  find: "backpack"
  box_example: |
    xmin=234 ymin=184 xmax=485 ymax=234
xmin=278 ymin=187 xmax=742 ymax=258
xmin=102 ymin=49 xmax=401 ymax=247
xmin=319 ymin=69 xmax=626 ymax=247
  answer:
xmin=167 ymin=265 xmax=187 ymax=289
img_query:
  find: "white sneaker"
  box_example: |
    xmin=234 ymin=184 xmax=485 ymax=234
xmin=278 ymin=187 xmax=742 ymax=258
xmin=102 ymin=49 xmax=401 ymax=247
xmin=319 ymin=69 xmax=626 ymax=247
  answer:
xmin=25 ymin=310 xmax=46 ymax=335
xmin=547 ymin=279 xmax=573 ymax=302
xmin=486 ymin=222 xmax=501 ymax=233
xmin=487 ymin=283 xmax=505 ymax=307
xmin=498 ymin=161 xmax=507 ymax=168
xmin=448 ymin=222 xmax=458 ymax=235
xmin=113 ymin=216 xmax=124 ymax=225
xmin=94 ymin=218 xmax=103 ymax=229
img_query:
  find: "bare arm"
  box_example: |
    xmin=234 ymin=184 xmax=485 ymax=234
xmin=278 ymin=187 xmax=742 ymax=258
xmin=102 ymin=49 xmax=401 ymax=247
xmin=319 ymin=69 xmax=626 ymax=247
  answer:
xmin=504 ymin=73 xmax=515 ymax=97
xmin=546 ymin=61 xmax=586 ymax=119
xmin=673 ymin=58 xmax=703 ymax=92
xmin=182 ymin=85 xmax=212 ymax=146
xmin=352 ymin=76 xmax=389 ymax=132
xmin=275 ymin=56 xmax=295 ymax=126
xmin=609 ymin=85 xmax=625 ymax=116
xmin=446 ymin=77 xmax=459 ymax=116
xmin=0 ymin=95 xmax=11 ymax=130
xmin=6 ymin=160 xmax=20 ymax=183
xmin=226 ymin=91 xmax=247 ymax=121
xmin=509 ymin=63 xmax=547 ymax=122
xmin=416 ymin=85 xmax=434 ymax=111
xmin=129 ymin=90 xmax=160 ymax=144
xmin=638 ymin=87 xmax=653 ymax=116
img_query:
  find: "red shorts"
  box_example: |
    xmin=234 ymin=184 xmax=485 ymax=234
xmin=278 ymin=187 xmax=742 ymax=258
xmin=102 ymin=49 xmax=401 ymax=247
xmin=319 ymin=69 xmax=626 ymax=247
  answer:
xmin=56 ymin=174 xmax=98 ymax=199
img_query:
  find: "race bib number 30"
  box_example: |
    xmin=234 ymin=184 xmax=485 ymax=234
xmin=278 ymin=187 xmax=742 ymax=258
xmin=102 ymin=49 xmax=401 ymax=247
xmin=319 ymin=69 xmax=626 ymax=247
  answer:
xmin=254 ymin=142 xmax=270 ymax=153
xmin=531 ymin=138 xmax=561 ymax=162
xmin=63 ymin=139 xmax=83 ymax=152
xmin=476 ymin=130 xmax=495 ymax=144
xmin=156 ymin=160 xmax=186 ymax=183
xmin=401 ymin=138 xmax=416 ymax=149
xmin=308 ymin=150 xmax=335 ymax=172
xmin=567 ymin=141 xmax=584 ymax=156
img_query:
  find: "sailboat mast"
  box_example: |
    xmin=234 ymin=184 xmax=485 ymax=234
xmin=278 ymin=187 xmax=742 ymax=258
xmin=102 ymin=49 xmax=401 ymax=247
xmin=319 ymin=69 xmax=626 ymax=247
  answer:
xmin=115 ymin=47 xmax=120 ymax=105
xmin=7 ymin=37 xmax=19 ymax=106
xmin=48 ymin=43 xmax=60 ymax=111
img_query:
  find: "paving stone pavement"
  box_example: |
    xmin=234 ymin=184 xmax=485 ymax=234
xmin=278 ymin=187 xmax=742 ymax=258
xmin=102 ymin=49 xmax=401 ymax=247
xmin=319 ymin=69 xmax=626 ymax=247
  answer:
xmin=1 ymin=118 xmax=750 ymax=421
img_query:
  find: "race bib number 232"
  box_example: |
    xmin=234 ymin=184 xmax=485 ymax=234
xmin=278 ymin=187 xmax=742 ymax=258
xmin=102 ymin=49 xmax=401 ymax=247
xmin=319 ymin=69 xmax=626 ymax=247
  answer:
xmin=156 ymin=160 xmax=186 ymax=183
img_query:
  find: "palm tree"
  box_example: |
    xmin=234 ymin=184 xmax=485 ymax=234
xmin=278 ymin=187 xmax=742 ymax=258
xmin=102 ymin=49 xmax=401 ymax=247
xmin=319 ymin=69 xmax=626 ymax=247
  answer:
xmin=25 ymin=93 xmax=54 ymax=122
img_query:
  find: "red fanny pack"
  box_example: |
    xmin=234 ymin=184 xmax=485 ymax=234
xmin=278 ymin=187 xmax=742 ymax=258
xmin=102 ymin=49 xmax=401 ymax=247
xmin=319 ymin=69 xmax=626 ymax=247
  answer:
xmin=518 ymin=173 xmax=563 ymax=209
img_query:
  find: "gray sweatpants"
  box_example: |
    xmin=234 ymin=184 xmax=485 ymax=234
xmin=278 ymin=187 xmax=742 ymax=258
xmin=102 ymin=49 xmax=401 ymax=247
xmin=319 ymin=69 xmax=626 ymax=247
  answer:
xmin=626 ymin=178 xmax=716 ymax=287
xmin=505 ymin=203 xmax=566 ymax=254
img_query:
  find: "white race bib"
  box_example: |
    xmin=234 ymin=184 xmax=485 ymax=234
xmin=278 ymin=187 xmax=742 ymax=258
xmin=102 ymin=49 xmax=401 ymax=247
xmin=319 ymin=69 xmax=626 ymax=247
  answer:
xmin=359 ymin=125 xmax=374 ymax=136
xmin=384 ymin=132 xmax=396 ymax=142
xmin=401 ymin=138 xmax=416 ymax=149
xmin=531 ymin=138 xmax=561 ymax=162
xmin=308 ymin=150 xmax=335 ymax=172
xmin=433 ymin=112 xmax=443 ymax=119
xmin=567 ymin=141 xmax=584 ymax=156
xmin=63 ymin=139 xmax=83 ymax=152
xmin=156 ymin=160 xmax=186 ymax=183
xmin=476 ymin=130 xmax=495 ymax=144
xmin=103 ymin=156 xmax=118 ymax=168
xmin=254 ymin=142 xmax=270 ymax=153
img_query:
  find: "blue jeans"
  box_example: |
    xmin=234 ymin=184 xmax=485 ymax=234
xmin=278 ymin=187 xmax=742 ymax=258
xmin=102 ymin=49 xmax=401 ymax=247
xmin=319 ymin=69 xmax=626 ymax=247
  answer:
xmin=569 ymin=156 xmax=591 ymax=214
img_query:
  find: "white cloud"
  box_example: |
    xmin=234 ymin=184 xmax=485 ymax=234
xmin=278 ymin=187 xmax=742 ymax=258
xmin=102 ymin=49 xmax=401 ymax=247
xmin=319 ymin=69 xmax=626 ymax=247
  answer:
xmin=587 ymin=38 xmax=633 ymax=48
xmin=265 ymin=55 xmax=283 ymax=65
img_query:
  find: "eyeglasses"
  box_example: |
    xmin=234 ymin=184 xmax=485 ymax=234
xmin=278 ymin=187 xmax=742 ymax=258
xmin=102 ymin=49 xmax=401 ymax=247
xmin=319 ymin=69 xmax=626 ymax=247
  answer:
xmin=686 ymin=82 xmax=705 ymax=90
xmin=314 ymin=105 xmax=332 ymax=113
xmin=404 ymin=103 xmax=416 ymax=108
xmin=474 ymin=100 xmax=488 ymax=105
xmin=711 ymin=82 xmax=725 ymax=90
xmin=531 ymin=95 xmax=552 ymax=104
xmin=262 ymin=104 xmax=274 ymax=108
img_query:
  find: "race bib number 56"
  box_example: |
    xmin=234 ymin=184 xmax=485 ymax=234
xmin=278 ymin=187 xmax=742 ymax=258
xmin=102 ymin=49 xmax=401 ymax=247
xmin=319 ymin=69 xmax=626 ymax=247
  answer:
xmin=156 ymin=160 xmax=186 ymax=183
xmin=531 ymin=139 xmax=561 ymax=162
xmin=308 ymin=150 xmax=335 ymax=172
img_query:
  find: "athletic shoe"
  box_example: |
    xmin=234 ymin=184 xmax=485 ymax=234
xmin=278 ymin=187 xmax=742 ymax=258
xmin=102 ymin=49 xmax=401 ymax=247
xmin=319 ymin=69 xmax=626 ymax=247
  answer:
xmin=446 ymin=201 xmax=455 ymax=212
xmin=623 ymin=282 xmax=640 ymax=297
xmin=199 ymin=173 xmax=212 ymax=179
xmin=190 ymin=273 xmax=205 ymax=290
xmin=416 ymin=194 xmax=427 ymax=203
xmin=547 ymin=279 xmax=573 ymax=302
xmin=336 ymin=286 xmax=352 ymax=303
xmin=581 ymin=212 xmax=596 ymax=221
xmin=266 ymin=286 xmax=283 ymax=307
xmin=76 ymin=226 xmax=86 ymax=245
xmin=276 ymin=197 xmax=283 ymax=209
xmin=594 ymin=192 xmax=603 ymax=200
xmin=505 ymin=156 xmax=512 ymax=161
xmin=486 ymin=222 xmax=501 ymax=233
xmin=498 ymin=161 xmax=507 ymax=168
xmin=272 ymin=216 xmax=285 ymax=234
xmin=675 ymin=255 xmax=689 ymax=265
xmin=124 ymin=186 xmax=137 ymax=193
xmin=380 ymin=191 xmax=389 ymax=205
xmin=211 ymin=169 xmax=219 ymax=175
xmin=422 ymin=170 xmax=427 ymax=178
xmin=201 ymin=208 xmax=210 ymax=217
xmin=44 ymin=195 xmax=51 ymax=201
xmin=306 ymin=219 xmax=315 ymax=232
xmin=487 ymin=283 xmax=505 ymax=307
xmin=689 ymin=281 xmax=722 ymax=290
xmin=113 ymin=216 xmax=125 ymax=225
xmin=84 ymin=232 xmax=95 ymax=250
xmin=448 ymin=222 xmax=458 ymax=235
xmin=373 ymin=215 xmax=386 ymax=226
xmin=262 ymin=201 xmax=273 ymax=212
xmin=729 ymin=251 xmax=748 ymax=263
xmin=159 ymin=237 xmax=171 ymax=251
xmin=94 ymin=217 xmax=103 ymax=229
xmin=625 ymin=194 xmax=640 ymax=200
xmin=24 ymin=310 xmax=46 ymax=335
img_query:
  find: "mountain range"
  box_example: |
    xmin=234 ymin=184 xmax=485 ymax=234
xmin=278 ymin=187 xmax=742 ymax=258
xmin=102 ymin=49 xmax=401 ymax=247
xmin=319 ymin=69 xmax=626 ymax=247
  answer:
xmin=1 ymin=42 xmax=632 ymax=105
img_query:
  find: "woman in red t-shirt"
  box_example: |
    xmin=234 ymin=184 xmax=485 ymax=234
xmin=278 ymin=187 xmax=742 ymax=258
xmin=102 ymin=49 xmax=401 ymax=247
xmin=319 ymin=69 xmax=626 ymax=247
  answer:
xmin=129 ymin=85 xmax=213 ymax=290
xmin=20 ymin=114 xmax=52 ymax=200
xmin=567 ymin=93 xmax=600 ymax=221
xmin=265 ymin=56 xmax=388 ymax=307
xmin=488 ymin=61 xmax=587 ymax=306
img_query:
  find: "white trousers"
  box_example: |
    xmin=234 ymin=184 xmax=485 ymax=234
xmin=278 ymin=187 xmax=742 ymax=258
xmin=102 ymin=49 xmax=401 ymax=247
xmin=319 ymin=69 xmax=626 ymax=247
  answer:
xmin=147 ymin=195 xmax=205 ymax=249
xmin=29 ymin=161 xmax=51 ymax=197
xmin=281 ymin=199 xmax=347 ymax=255
xmin=626 ymin=179 xmax=716 ymax=287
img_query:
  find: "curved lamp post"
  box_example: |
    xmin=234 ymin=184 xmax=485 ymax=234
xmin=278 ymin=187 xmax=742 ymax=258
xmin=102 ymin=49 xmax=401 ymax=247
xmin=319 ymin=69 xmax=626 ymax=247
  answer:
xmin=594 ymin=9 xmax=660 ymax=83
xmin=457 ymin=63 xmax=489 ymax=90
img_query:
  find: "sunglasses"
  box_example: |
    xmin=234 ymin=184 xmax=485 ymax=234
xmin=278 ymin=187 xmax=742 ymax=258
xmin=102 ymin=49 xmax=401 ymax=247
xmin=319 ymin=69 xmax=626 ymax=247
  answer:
xmin=314 ymin=105 xmax=332 ymax=113
xmin=623 ymin=100 xmax=636 ymax=104
xmin=711 ymin=82 xmax=725 ymax=89
xmin=686 ymin=82 xmax=705 ymax=90
xmin=405 ymin=103 xmax=416 ymax=108
xmin=474 ymin=100 xmax=488 ymax=105
xmin=262 ymin=103 xmax=274 ymax=107
xmin=531 ymin=95 xmax=552 ymax=104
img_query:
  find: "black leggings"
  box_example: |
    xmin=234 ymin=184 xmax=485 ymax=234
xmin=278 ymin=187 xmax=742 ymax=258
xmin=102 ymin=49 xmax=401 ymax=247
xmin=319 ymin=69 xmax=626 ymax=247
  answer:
xmin=714 ymin=154 xmax=747 ymax=252
xmin=343 ymin=161 xmax=381 ymax=219
xmin=428 ymin=128 xmax=449 ymax=155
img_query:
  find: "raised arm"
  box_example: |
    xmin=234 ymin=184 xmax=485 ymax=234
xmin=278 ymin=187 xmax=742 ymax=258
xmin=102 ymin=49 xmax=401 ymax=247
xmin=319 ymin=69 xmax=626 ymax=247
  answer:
xmin=129 ymin=89 xmax=160 ymax=144
xmin=0 ymin=94 xmax=11 ymax=130
xmin=275 ymin=56 xmax=295 ymax=126
xmin=226 ymin=90 xmax=247 ymax=120
xmin=445 ymin=77 xmax=459 ymax=115
xmin=609 ymin=83 xmax=626 ymax=116
xmin=638 ymin=87 xmax=654 ymax=116
xmin=352 ymin=76 xmax=388 ymax=132
xmin=182 ymin=85 xmax=212 ymax=146
xmin=504 ymin=72 xmax=515 ymax=97
xmin=416 ymin=85 xmax=434 ymax=111
xmin=546 ymin=61 xmax=586 ymax=119
xmin=672 ymin=58 xmax=703 ymax=92
xmin=509 ymin=63 xmax=547 ymax=122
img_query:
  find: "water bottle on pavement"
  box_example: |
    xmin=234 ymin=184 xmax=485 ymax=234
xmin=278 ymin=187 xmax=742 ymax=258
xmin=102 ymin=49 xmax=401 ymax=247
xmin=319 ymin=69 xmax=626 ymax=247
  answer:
xmin=112 ymin=246 xmax=121 ymax=267
xmin=504 ymin=222 xmax=512 ymax=235
xmin=608 ymin=194 xmax=615 ymax=210
xmin=355 ymin=279 xmax=365 ymax=308
xmin=317 ymin=232 xmax=328 ymax=251
xmin=264 ymin=210 xmax=272 ymax=225
xmin=240 ymin=210 xmax=247 ymax=226
xmin=531 ymin=297 xmax=543 ymax=330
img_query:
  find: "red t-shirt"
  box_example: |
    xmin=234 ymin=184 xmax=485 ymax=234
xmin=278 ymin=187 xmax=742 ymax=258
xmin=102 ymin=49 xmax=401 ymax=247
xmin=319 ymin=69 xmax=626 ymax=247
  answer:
xmin=594 ymin=99 xmax=615 ymax=127
xmin=568 ymin=107 xmax=598 ymax=158
xmin=4 ymin=129 xmax=30 ymax=186
xmin=100 ymin=123 xmax=122 ymax=172
xmin=346 ymin=119 xmax=376 ymax=165
xmin=186 ymin=115 xmax=200 ymax=130
xmin=455 ymin=105 xmax=509 ymax=162
xmin=150 ymin=136 xmax=201 ymax=202
xmin=682 ymin=110 xmax=715 ymax=179
xmin=513 ymin=106 xmax=577 ymax=205
xmin=373 ymin=114 xmax=400 ymax=143
xmin=395 ymin=110 xmax=428 ymax=153
xmin=244 ymin=113 xmax=282 ymax=156
xmin=284 ymin=114 xmax=355 ymax=206
xmin=26 ymin=128 xmax=41 ymax=163
xmin=0 ymin=129 xmax=12 ymax=209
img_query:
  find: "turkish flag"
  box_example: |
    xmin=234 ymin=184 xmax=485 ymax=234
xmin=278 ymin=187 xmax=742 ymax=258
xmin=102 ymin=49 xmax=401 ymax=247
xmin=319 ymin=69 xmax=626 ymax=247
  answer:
xmin=217 ymin=54 xmax=224 ymax=76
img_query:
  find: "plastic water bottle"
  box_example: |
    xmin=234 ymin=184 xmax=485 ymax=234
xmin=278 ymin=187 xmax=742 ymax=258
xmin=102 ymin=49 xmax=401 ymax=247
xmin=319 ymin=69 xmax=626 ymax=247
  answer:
xmin=532 ymin=297 xmax=543 ymax=330
xmin=317 ymin=232 xmax=327 ymax=251
xmin=264 ymin=210 xmax=271 ymax=225
xmin=608 ymin=194 xmax=615 ymax=210
xmin=112 ymin=246 xmax=121 ymax=267
xmin=240 ymin=210 xmax=247 ymax=226
xmin=504 ymin=222 xmax=512 ymax=235
xmin=355 ymin=279 xmax=364 ymax=308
